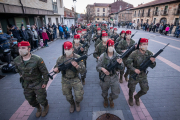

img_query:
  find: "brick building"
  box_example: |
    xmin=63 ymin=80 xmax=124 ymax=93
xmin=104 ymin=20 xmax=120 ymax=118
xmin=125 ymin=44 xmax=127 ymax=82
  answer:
xmin=64 ymin=7 xmax=75 ymax=28
xmin=0 ymin=0 xmax=64 ymax=32
xmin=131 ymin=0 xmax=180 ymax=26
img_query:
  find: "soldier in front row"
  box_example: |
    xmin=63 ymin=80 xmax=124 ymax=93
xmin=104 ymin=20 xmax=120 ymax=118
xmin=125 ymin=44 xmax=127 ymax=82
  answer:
xmin=13 ymin=41 xmax=49 ymax=118
xmin=96 ymin=39 xmax=124 ymax=108
xmin=126 ymin=38 xmax=156 ymax=106
xmin=53 ymin=41 xmax=86 ymax=113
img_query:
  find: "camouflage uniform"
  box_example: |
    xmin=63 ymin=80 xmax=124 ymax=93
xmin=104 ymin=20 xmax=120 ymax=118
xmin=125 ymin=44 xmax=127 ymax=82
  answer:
xmin=93 ymin=41 xmax=106 ymax=60
xmin=54 ymin=53 xmax=86 ymax=105
xmin=14 ymin=54 xmax=49 ymax=108
xmin=108 ymin=31 xmax=113 ymax=37
xmin=96 ymin=52 xmax=124 ymax=101
xmin=75 ymin=28 xmax=82 ymax=33
xmin=126 ymin=50 xmax=156 ymax=102
xmin=111 ymin=33 xmax=119 ymax=42
xmin=116 ymin=39 xmax=135 ymax=80
xmin=115 ymin=36 xmax=124 ymax=43
xmin=95 ymin=38 xmax=102 ymax=48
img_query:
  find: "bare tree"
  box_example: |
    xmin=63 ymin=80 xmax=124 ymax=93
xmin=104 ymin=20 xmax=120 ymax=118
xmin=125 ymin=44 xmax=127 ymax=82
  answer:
xmin=83 ymin=6 xmax=95 ymax=23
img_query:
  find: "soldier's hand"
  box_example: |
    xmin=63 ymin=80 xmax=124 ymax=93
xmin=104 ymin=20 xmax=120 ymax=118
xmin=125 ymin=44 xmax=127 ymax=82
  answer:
xmin=135 ymin=44 xmax=137 ymax=48
xmin=71 ymin=61 xmax=79 ymax=68
xmin=150 ymin=57 xmax=155 ymax=63
xmin=122 ymin=49 xmax=127 ymax=53
xmin=53 ymin=67 xmax=59 ymax=73
xmin=117 ymin=58 xmax=122 ymax=64
xmin=80 ymin=47 xmax=84 ymax=51
xmin=134 ymin=69 xmax=141 ymax=74
xmin=42 ymin=84 xmax=47 ymax=88
xmin=97 ymin=56 xmax=99 ymax=59
xmin=101 ymin=68 xmax=110 ymax=75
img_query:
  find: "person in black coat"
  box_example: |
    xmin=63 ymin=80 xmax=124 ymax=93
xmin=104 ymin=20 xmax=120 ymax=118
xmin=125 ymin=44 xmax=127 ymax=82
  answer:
xmin=20 ymin=26 xmax=29 ymax=41
xmin=9 ymin=25 xmax=21 ymax=42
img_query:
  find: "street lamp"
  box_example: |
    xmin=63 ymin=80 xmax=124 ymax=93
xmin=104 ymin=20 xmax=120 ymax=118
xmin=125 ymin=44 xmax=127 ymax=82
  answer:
xmin=73 ymin=0 xmax=77 ymax=24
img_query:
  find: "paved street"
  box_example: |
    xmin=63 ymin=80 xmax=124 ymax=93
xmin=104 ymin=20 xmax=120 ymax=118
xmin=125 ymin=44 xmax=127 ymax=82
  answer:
xmin=0 ymin=28 xmax=180 ymax=120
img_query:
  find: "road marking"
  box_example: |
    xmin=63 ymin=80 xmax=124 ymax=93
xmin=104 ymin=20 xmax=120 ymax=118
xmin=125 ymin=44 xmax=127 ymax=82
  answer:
xmin=9 ymin=68 xmax=57 ymax=120
xmin=150 ymin=39 xmax=180 ymax=51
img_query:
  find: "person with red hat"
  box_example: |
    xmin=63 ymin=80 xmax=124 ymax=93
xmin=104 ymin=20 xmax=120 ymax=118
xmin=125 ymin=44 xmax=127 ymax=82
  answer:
xmin=73 ymin=34 xmax=87 ymax=85
xmin=108 ymin=27 xmax=114 ymax=37
xmin=95 ymin=33 xmax=108 ymax=48
xmin=75 ymin=24 xmax=82 ymax=34
xmin=116 ymin=30 xmax=136 ymax=83
xmin=93 ymin=27 xmax=101 ymax=42
xmin=102 ymin=24 xmax=108 ymax=33
xmin=115 ymin=30 xmax=125 ymax=43
xmin=53 ymin=41 xmax=86 ymax=113
xmin=13 ymin=41 xmax=49 ymax=118
xmin=126 ymin=38 xmax=156 ymax=106
xmin=96 ymin=39 xmax=124 ymax=108
xmin=110 ymin=28 xmax=119 ymax=41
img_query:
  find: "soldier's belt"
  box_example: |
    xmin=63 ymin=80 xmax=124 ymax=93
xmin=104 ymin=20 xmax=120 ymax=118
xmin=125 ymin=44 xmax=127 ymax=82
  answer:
xmin=63 ymin=75 xmax=78 ymax=79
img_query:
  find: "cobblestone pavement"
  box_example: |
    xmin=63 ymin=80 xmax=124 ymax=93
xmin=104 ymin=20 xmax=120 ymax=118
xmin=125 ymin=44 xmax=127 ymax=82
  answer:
xmin=0 ymin=28 xmax=180 ymax=120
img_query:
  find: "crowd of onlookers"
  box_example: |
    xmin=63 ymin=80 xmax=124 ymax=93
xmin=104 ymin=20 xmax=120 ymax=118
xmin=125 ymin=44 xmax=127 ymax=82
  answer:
xmin=115 ymin=22 xmax=180 ymax=38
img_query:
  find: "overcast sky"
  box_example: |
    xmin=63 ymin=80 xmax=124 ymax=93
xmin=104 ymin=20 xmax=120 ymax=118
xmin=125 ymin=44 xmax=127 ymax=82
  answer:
xmin=63 ymin=0 xmax=154 ymax=13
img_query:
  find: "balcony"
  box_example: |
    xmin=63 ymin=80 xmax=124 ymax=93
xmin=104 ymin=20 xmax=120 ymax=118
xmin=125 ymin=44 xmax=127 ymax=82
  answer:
xmin=153 ymin=11 xmax=159 ymax=16
xmin=95 ymin=15 xmax=108 ymax=17
xmin=160 ymin=10 xmax=169 ymax=16
xmin=173 ymin=8 xmax=180 ymax=15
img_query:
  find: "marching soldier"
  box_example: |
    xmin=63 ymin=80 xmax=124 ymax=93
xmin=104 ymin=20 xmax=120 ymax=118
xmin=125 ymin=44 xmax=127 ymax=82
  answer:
xmin=108 ymin=27 xmax=114 ymax=37
xmin=53 ymin=41 xmax=86 ymax=112
xmin=126 ymin=38 xmax=156 ymax=106
xmin=73 ymin=35 xmax=87 ymax=85
xmin=92 ymin=27 xmax=101 ymax=42
xmin=96 ymin=39 xmax=124 ymax=108
xmin=116 ymin=30 xmax=136 ymax=83
xmin=115 ymin=30 xmax=125 ymax=43
xmin=95 ymin=30 xmax=106 ymax=48
xmin=103 ymin=24 xmax=109 ymax=33
xmin=75 ymin=25 xmax=82 ymax=34
xmin=111 ymin=28 xmax=119 ymax=41
xmin=13 ymin=41 xmax=49 ymax=118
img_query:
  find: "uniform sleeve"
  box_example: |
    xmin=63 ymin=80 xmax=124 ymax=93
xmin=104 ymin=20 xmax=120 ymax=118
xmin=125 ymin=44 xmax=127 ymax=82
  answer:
xmin=54 ymin=57 xmax=62 ymax=68
xmin=116 ymin=42 xmax=123 ymax=54
xmin=126 ymin=52 xmax=136 ymax=72
xmin=93 ymin=45 xmax=99 ymax=59
xmin=37 ymin=58 xmax=49 ymax=85
xmin=96 ymin=54 xmax=104 ymax=72
xmin=117 ymin=60 xmax=124 ymax=71
xmin=148 ymin=51 xmax=156 ymax=69
xmin=77 ymin=60 xmax=86 ymax=74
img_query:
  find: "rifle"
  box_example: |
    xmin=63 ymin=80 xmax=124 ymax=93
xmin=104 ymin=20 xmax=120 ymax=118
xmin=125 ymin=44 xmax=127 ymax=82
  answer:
xmin=100 ymin=43 xmax=137 ymax=81
xmin=77 ymin=42 xmax=88 ymax=55
xmin=131 ymin=43 xmax=169 ymax=80
xmin=48 ymin=53 xmax=94 ymax=80
xmin=131 ymin=31 xmax=138 ymax=38
xmin=93 ymin=35 xmax=100 ymax=42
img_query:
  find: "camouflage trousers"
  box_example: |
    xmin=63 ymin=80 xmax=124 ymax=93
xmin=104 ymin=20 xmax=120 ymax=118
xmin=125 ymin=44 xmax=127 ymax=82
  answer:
xmin=62 ymin=77 xmax=84 ymax=104
xmin=81 ymin=60 xmax=87 ymax=79
xmin=128 ymin=73 xmax=149 ymax=97
xmin=24 ymin=83 xmax=48 ymax=107
xmin=100 ymin=75 xmax=120 ymax=100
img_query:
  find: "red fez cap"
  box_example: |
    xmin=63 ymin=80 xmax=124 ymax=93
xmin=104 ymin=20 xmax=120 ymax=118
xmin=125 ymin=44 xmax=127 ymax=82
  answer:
xmin=102 ymin=30 xmax=106 ymax=33
xmin=114 ymin=28 xmax=117 ymax=30
xmin=77 ymin=30 xmax=82 ymax=33
xmin=97 ymin=28 xmax=101 ymax=31
xmin=78 ymin=25 xmax=81 ymax=27
xmin=18 ymin=41 xmax=30 ymax=47
xmin=106 ymin=39 xmax=114 ymax=46
xmin=126 ymin=30 xmax=131 ymax=34
xmin=121 ymin=30 xmax=125 ymax=34
xmin=63 ymin=41 xmax=73 ymax=49
xmin=74 ymin=34 xmax=80 ymax=39
xmin=104 ymin=24 xmax=107 ymax=26
xmin=110 ymin=27 xmax=113 ymax=29
xmin=102 ymin=33 xmax=108 ymax=37
xmin=82 ymin=29 xmax=87 ymax=31
xmin=140 ymin=38 xmax=148 ymax=43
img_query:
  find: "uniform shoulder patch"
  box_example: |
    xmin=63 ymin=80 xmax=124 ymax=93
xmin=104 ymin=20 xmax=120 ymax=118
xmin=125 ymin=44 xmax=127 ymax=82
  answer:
xmin=41 ymin=61 xmax=44 ymax=64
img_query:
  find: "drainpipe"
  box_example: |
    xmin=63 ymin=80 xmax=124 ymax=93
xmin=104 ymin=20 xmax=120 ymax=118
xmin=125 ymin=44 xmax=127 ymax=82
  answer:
xmin=19 ymin=0 xmax=25 ymax=14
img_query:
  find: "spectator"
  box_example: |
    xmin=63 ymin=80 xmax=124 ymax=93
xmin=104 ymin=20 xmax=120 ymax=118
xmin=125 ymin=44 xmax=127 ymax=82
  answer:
xmin=159 ymin=23 xmax=164 ymax=34
xmin=0 ymin=27 xmax=11 ymax=50
xmin=20 ymin=26 xmax=29 ymax=41
xmin=42 ymin=29 xmax=49 ymax=47
xmin=9 ymin=25 xmax=21 ymax=42
xmin=31 ymin=26 xmax=39 ymax=49
xmin=156 ymin=23 xmax=160 ymax=32
xmin=39 ymin=27 xmax=43 ymax=39
xmin=49 ymin=26 xmax=54 ymax=41
xmin=165 ymin=25 xmax=170 ymax=35
xmin=52 ymin=23 xmax=57 ymax=39
xmin=146 ymin=23 xmax=149 ymax=31
xmin=59 ymin=25 xmax=63 ymax=39
xmin=169 ymin=23 xmax=174 ymax=34
xmin=26 ymin=25 xmax=34 ymax=50
xmin=143 ymin=23 xmax=146 ymax=31
xmin=175 ymin=26 xmax=180 ymax=38
xmin=152 ymin=24 xmax=156 ymax=33
xmin=70 ymin=24 xmax=75 ymax=36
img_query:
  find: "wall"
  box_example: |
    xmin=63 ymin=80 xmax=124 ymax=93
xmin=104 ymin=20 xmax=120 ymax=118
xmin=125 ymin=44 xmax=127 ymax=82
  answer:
xmin=57 ymin=0 xmax=64 ymax=15
xmin=45 ymin=16 xmax=61 ymax=25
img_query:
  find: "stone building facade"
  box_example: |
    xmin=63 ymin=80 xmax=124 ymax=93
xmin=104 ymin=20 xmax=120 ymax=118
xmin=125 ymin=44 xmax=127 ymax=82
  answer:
xmin=131 ymin=0 xmax=180 ymax=26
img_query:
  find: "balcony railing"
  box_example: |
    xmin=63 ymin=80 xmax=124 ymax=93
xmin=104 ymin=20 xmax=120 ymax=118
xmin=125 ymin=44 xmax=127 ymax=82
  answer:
xmin=160 ymin=9 xmax=169 ymax=16
xmin=153 ymin=10 xmax=159 ymax=16
xmin=173 ymin=8 xmax=180 ymax=15
xmin=96 ymin=15 xmax=108 ymax=17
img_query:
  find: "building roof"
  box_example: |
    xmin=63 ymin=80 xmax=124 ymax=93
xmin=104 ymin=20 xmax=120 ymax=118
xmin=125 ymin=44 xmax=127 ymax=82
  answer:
xmin=94 ymin=3 xmax=110 ymax=7
xmin=131 ymin=0 xmax=178 ymax=10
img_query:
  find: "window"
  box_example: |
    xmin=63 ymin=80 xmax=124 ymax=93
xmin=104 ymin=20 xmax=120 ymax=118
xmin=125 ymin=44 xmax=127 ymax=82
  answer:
xmin=138 ymin=10 xmax=140 ymax=17
xmin=48 ymin=18 xmax=52 ymax=24
xmin=39 ymin=0 xmax=47 ymax=2
xmin=103 ymin=8 xmax=105 ymax=12
xmin=141 ymin=19 xmax=143 ymax=23
xmin=97 ymin=18 xmax=99 ymax=20
xmin=164 ymin=6 xmax=168 ymax=14
xmin=56 ymin=18 xmax=58 ymax=25
xmin=142 ymin=9 xmax=144 ymax=16
xmin=97 ymin=8 xmax=100 ymax=12
xmin=155 ymin=7 xmax=158 ymax=15
xmin=174 ymin=18 xmax=179 ymax=26
xmin=134 ymin=11 xmax=136 ymax=17
xmin=60 ymin=0 xmax=63 ymax=8
xmin=97 ymin=13 xmax=99 ymax=16
xmin=153 ymin=18 xmax=156 ymax=24
xmin=103 ymin=18 xmax=105 ymax=20
xmin=52 ymin=0 xmax=58 ymax=13
xmin=137 ymin=19 xmax=139 ymax=23
xmin=103 ymin=13 xmax=105 ymax=16
xmin=148 ymin=9 xmax=151 ymax=16
xmin=146 ymin=19 xmax=149 ymax=23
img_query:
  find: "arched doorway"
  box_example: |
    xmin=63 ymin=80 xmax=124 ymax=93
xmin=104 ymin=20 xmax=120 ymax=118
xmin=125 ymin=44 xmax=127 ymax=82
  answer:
xmin=160 ymin=18 xmax=167 ymax=24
